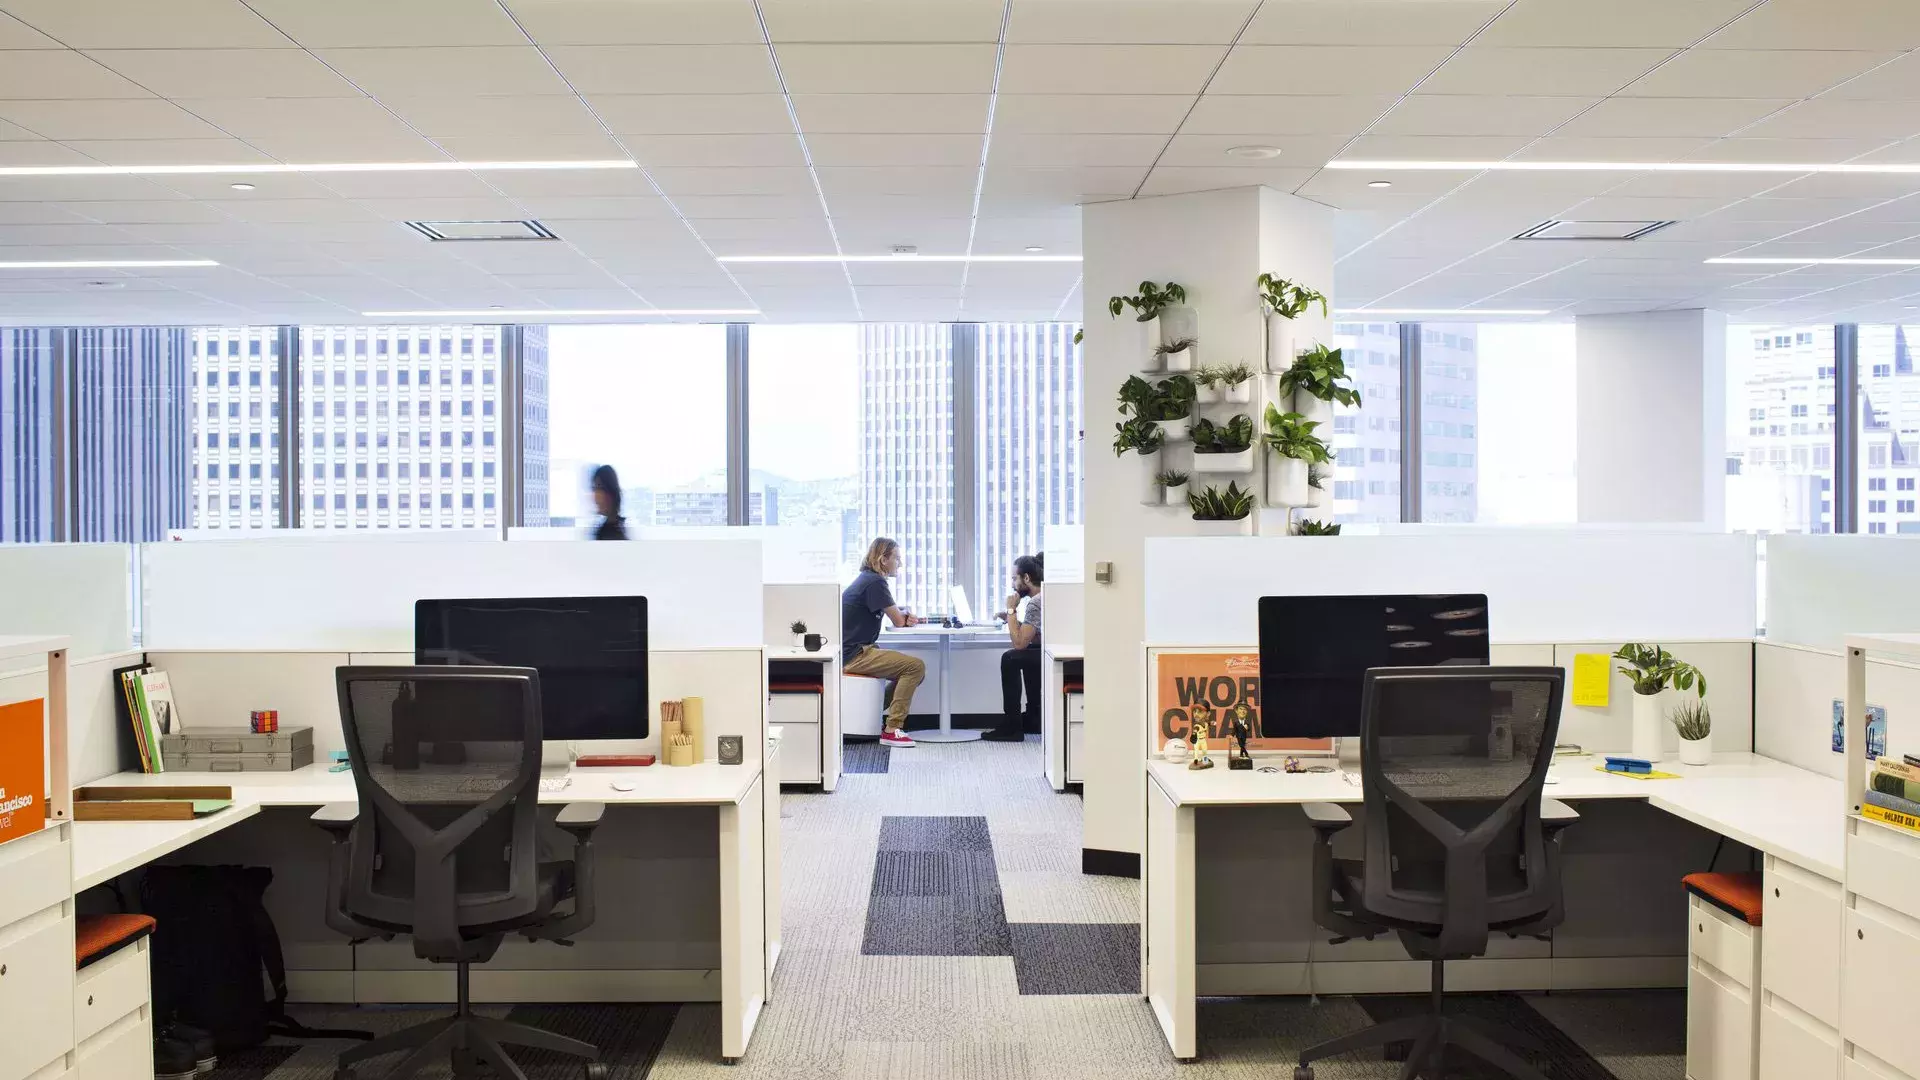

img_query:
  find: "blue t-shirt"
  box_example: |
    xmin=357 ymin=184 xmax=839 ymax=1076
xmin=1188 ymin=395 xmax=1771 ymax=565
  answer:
xmin=841 ymin=569 xmax=895 ymax=662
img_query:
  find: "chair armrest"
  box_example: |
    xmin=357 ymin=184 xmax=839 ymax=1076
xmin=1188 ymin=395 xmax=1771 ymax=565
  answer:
xmin=311 ymin=802 xmax=357 ymax=834
xmin=555 ymin=801 xmax=606 ymax=839
xmin=1542 ymin=798 xmax=1578 ymax=824
xmin=1306 ymin=802 xmax=1376 ymax=944
xmin=1302 ymin=802 xmax=1353 ymax=832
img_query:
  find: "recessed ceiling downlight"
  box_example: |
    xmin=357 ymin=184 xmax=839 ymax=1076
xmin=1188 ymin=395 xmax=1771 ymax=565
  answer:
xmin=1227 ymin=145 xmax=1283 ymax=160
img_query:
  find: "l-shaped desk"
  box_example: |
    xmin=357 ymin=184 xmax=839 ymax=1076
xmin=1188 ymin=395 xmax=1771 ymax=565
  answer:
xmin=71 ymin=756 xmax=781 ymax=1064
xmin=1145 ymin=751 xmax=1844 ymax=1061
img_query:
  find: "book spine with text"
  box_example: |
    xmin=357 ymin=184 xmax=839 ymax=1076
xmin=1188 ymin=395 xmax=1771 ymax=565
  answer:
xmin=1863 ymin=802 xmax=1920 ymax=835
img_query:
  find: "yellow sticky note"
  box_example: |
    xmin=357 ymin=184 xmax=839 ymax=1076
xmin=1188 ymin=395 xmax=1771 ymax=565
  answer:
xmin=1572 ymin=653 xmax=1611 ymax=708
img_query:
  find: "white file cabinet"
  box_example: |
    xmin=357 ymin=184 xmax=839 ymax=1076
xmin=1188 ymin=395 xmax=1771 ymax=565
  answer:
xmin=0 ymin=824 xmax=76 ymax=1080
xmin=1065 ymin=693 xmax=1086 ymax=784
xmin=72 ymin=940 xmax=152 ymax=1080
xmin=1687 ymin=890 xmax=1761 ymax=1080
xmin=1759 ymin=856 xmax=1840 ymax=1080
xmin=770 ymin=693 xmax=824 ymax=785
xmin=1843 ymin=818 xmax=1920 ymax=1080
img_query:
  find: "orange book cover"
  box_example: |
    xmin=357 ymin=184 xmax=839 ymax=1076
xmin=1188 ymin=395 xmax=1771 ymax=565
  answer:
xmin=0 ymin=698 xmax=46 ymax=844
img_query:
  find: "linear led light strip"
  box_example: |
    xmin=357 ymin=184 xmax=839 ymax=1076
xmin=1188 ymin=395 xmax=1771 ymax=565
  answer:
xmin=719 ymin=254 xmax=1080 ymax=263
xmin=1337 ymin=308 xmax=1550 ymax=317
xmin=0 ymin=259 xmax=217 ymax=269
xmin=1329 ymin=160 xmax=1920 ymax=175
xmin=1707 ymin=257 xmax=1920 ymax=266
xmin=0 ymin=160 xmax=639 ymax=177
xmin=362 ymin=308 xmax=759 ymax=318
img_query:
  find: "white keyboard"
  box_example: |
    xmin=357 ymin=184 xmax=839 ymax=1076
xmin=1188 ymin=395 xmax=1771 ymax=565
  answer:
xmin=539 ymin=776 xmax=572 ymax=793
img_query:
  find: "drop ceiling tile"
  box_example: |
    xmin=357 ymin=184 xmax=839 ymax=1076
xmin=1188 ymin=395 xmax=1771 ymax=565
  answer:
xmin=990 ymin=133 xmax=1167 ymax=167
xmin=1474 ymin=0 xmax=1756 ymax=47
xmin=1183 ymin=94 xmax=1395 ymax=136
xmin=431 ymin=134 xmax=629 ymax=161
xmin=760 ymin=0 xmax=1004 ymax=42
xmin=1432 ymin=47 xmax=1672 ymax=96
xmin=503 ymin=0 xmax=763 ymax=44
xmin=0 ymin=99 xmax=224 ymax=140
xmin=174 ymin=97 xmax=417 ymax=143
xmin=813 ymin=166 xmax=977 ymax=196
xmin=60 ymin=138 xmax=274 ymax=165
xmin=999 ymin=45 xmax=1224 ymax=95
xmin=1622 ymin=49 xmax=1895 ymax=100
xmin=777 ymin=44 xmax=998 ymax=94
xmin=207 ymin=197 xmax=383 ymax=225
xmin=789 ymin=94 xmax=989 ymax=134
xmin=0 ymin=11 xmax=57 ymax=48
xmin=1213 ymin=45 xmax=1454 ymax=96
xmin=672 ymin=193 xmax=826 ymax=218
xmin=1707 ymin=0 xmax=1920 ymax=51
xmin=1136 ymin=165 xmax=1317 ymax=196
xmin=625 ymin=133 xmax=805 ymax=168
xmin=242 ymin=0 xmax=528 ymax=47
xmin=845 ymin=260 xmax=966 ymax=286
xmin=1738 ymin=99 xmax=1920 ymax=141
xmin=1553 ymin=96 xmax=1793 ymax=139
xmin=1006 ymin=0 xmax=1258 ymax=44
xmin=1687 ymin=136 xmax=1895 ymax=165
xmin=1601 ymin=171 xmax=1806 ymax=200
xmin=981 ymin=165 xmax=1146 ymax=198
xmin=0 ymin=52 xmax=152 ymax=100
xmin=1507 ymin=135 xmax=1720 ymax=162
xmin=828 ymin=193 xmax=977 ymax=218
xmin=510 ymin=195 xmax=679 ymax=220
xmin=350 ymin=196 xmax=528 ymax=222
xmin=150 ymin=174 xmax=340 ymax=202
xmin=1243 ymin=0 xmax=1507 ymax=45
xmin=320 ymin=47 xmax=573 ymax=98
xmin=84 ymin=49 xmax=359 ymax=99
xmin=242 ymin=129 xmax=452 ymax=163
xmin=302 ymin=173 xmax=503 ymax=201
xmin=53 ymin=200 xmax=223 ymax=224
xmin=1562 ymin=195 xmax=1745 ymax=221
xmin=805 ymin=133 xmax=983 ymax=167
xmin=1158 ymin=133 xmax=1347 ymax=167
xmin=547 ymin=46 xmax=781 ymax=95
xmin=0 ymin=140 xmax=91 ymax=165
xmin=649 ymin=166 xmax=819 ymax=195
xmin=1821 ymin=52 xmax=1920 ymax=100
xmin=992 ymin=94 xmax=1192 ymax=135
xmin=380 ymin=95 xmax=606 ymax=138
xmin=587 ymin=94 xmax=792 ymax=136
xmin=1341 ymin=134 xmax=1539 ymax=160
xmin=1370 ymin=95 xmax=1595 ymax=138
xmin=830 ymin=217 xmax=972 ymax=252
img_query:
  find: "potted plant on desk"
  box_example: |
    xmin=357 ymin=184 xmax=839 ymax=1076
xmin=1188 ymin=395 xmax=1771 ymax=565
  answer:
xmin=789 ymin=620 xmax=807 ymax=648
xmin=1670 ymin=699 xmax=1713 ymax=766
xmin=1614 ymin=643 xmax=1707 ymax=761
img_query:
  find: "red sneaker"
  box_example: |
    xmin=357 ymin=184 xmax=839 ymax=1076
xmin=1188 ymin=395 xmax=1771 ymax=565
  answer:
xmin=879 ymin=730 xmax=916 ymax=748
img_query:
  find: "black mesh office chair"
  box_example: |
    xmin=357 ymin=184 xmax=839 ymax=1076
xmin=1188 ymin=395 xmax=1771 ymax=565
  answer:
xmin=313 ymin=666 xmax=608 ymax=1080
xmin=1295 ymin=666 xmax=1578 ymax=1080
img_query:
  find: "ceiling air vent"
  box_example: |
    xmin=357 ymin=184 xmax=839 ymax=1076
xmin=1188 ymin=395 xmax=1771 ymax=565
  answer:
xmin=405 ymin=219 xmax=558 ymax=242
xmin=1513 ymin=219 xmax=1676 ymax=241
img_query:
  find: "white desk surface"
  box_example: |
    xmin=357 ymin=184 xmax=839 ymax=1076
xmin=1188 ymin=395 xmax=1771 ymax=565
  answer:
xmin=1148 ymin=752 xmax=1843 ymax=880
xmin=1045 ymin=644 xmax=1083 ymax=661
xmin=73 ymin=761 xmax=761 ymax=892
xmin=765 ymin=646 xmax=835 ymax=661
xmin=883 ymin=625 xmax=1006 ymax=639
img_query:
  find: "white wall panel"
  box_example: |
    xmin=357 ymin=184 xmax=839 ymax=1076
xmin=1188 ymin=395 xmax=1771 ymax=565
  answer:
xmin=1144 ymin=532 xmax=1758 ymax=646
xmin=1047 ymin=582 xmax=1084 ymax=648
xmin=763 ymin=584 xmax=837 ymax=648
xmin=142 ymin=538 xmax=762 ymax=651
xmin=1756 ymin=641 xmax=1920 ymax=778
xmin=1553 ymin=640 xmax=1754 ymax=756
xmin=510 ymin=525 xmax=841 ymax=583
xmin=1766 ymin=535 xmax=1920 ymax=651
xmin=0 ymin=543 xmax=131 ymax=659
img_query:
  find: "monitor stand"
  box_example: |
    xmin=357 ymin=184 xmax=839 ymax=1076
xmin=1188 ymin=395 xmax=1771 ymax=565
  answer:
xmin=1335 ymin=736 xmax=1362 ymax=769
xmin=541 ymin=741 xmax=574 ymax=774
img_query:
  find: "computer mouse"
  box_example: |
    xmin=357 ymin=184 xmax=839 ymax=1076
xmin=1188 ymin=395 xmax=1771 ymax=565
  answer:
xmin=611 ymin=780 xmax=636 ymax=792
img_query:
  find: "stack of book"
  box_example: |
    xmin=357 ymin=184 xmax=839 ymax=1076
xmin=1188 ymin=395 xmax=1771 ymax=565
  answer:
xmin=1864 ymin=756 xmax=1920 ymax=834
xmin=114 ymin=664 xmax=181 ymax=774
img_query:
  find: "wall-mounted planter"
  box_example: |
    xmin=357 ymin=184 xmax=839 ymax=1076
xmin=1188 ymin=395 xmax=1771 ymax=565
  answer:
xmin=1159 ymin=347 xmax=1193 ymax=372
xmin=1306 ymin=480 xmax=1329 ymax=508
xmin=1195 ymin=382 xmax=1222 ymax=405
xmin=1224 ymin=379 xmax=1253 ymax=404
xmin=1269 ymin=456 xmax=1309 ymax=506
xmin=1139 ymin=448 xmax=1164 ymax=502
xmin=1154 ymin=417 xmax=1192 ymax=445
xmin=1264 ymin=315 xmax=1295 ymax=374
xmin=1162 ymin=482 xmax=1188 ymax=507
xmin=1134 ymin=315 xmax=1162 ymax=371
xmin=1192 ymin=449 xmax=1254 ymax=474
xmin=1293 ymin=391 xmax=1334 ymax=428
xmin=1191 ymin=517 xmax=1254 ymax=536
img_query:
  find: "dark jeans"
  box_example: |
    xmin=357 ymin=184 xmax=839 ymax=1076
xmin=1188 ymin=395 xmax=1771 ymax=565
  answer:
xmin=1000 ymin=646 xmax=1042 ymax=733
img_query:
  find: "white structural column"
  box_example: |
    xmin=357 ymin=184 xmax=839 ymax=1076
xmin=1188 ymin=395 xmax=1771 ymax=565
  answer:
xmin=1079 ymin=187 xmax=1333 ymax=872
xmin=1576 ymin=309 xmax=1729 ymax=528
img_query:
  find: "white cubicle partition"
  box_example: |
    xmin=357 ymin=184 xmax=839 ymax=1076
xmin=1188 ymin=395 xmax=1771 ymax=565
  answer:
xmin=165 ymin=528 xmax=498 ymax=543
xmin=1766 ymin=534 xmax=1920 ymax=651
xmin=1145 ymin=531 xmax=1759 ymax=645
xmin=143 ymin=538 xmax=762 ymax=651
xmin=1756 ymin=640 xmax=1920 ymax=779
xmin=1043 ymin=524 xmax=1084 ymax=584
xmin=0 ymin=543 xmax=132 ymax=661
xmin=511 ymin=524 xmax=842 ymax=584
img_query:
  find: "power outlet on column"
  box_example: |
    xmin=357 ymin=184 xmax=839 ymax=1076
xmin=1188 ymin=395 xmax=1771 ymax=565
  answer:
xmin=1094 ymin=561 xmax=1114 ymax=585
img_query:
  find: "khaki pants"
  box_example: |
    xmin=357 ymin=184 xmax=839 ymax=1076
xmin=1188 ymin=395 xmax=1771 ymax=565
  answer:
xmin=844 ymin=645 xmax=925 ymax=732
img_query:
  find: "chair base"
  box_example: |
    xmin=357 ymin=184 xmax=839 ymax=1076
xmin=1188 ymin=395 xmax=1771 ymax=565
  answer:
xmin=1294 ymin=960 xmax=1550 ymax=1080
xmin=334 ymin=962 xmax=604 ymax=1080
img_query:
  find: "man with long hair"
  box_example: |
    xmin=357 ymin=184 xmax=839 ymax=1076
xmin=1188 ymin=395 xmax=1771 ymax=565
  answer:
xmin=841 ymin=538 xmax=925 ymax=748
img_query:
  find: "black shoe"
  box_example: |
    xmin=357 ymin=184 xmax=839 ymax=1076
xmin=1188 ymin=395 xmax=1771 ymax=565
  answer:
xmin=154 ymin=1035 xmax=199 ymax=1080
xmin=981 ymin=728 xmax=1025 ymax=742
xmin=160 ymin=1023 xmax=217 ymax=1074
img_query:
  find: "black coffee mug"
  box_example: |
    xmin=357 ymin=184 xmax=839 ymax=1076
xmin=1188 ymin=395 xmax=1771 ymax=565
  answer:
xmin=804 ymin=632 xmax=827 ymax=653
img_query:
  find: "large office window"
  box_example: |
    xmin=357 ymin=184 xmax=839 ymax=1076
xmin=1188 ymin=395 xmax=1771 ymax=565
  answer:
xmin=542 ymin=324 xmax=727 ymax=529
xmin=973 ymin=322 xmax=1082 ymax=613
xmin=1725 ymin=325 xmax=1836 ymax=533
xmin=1420 ymin=322 xmax=1576 ymax=524
xmin=858 ymin=323 xmax=956 ymax=615
xmin=296 ymin=325 xmax=504 ymax=532
xmin=0 ymin=327 xmax=56 ymax=542
xmin=189 ymin=327 xmax=282 ymax=532
xmin=1329 ymin=323 xmax=1403 ymax=524
xmin=1856 ymin=324 xmax=1920 ymax=535
xmin=747 ymin=324 xmax=862 ymax=573
xmin=71 ymin=327 xmax=194 ymax=542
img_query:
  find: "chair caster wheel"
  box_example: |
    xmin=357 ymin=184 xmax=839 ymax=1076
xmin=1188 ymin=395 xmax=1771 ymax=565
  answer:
xmin=1294 ymin=1067 xmax=1314 ymax=1080
xmin=584 ymin=1063 xmax=609 ymax=1080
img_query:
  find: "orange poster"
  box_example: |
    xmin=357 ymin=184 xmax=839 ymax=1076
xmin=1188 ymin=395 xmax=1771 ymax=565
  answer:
xmin=0 ymin=698 xmax=45 ymax=844
xmin=1153 ymin=653 xmax=1332 ymax=753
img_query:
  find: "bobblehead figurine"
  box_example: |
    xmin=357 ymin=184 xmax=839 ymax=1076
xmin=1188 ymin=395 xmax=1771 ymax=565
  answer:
xmin=1188 ymin=701 xmax=1215 ymax=770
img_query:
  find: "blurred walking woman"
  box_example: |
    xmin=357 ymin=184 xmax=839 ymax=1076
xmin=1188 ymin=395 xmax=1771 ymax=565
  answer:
xmin=590 ymin=465 xmax=628 ymax=540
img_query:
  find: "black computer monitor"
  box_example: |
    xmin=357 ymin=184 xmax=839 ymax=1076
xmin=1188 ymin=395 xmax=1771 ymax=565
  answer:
xmin=415 ymin=596 xmax=648 ymax=741
xmin=1257 ymin=593 xmax=1489 ymax=739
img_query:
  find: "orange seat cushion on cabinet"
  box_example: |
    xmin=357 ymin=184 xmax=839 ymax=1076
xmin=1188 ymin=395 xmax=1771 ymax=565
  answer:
xmin=75 ymin=913 xmax=157 ymax=969
xmin=1682 ymin=871 xmax=1764 ymax=927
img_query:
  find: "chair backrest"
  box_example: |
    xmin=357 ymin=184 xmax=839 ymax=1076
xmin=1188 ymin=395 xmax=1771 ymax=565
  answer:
xmin=334 ymin=665 xmax=544 ymax=956
xmin=1356 ymin=665 xmax=1564 ymax=957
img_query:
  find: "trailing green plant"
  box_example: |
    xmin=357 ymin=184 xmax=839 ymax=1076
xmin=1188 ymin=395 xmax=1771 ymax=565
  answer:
xmin=1188 ymin=482 xmax=1255 ymax=521
xmin=1669 ymin=698 xmax=1712 ymax=741
xmin=1154 ymin=469 xmax=1190 ymax=488
xmin=1256 ymin=273 xmax=1328 ymax=320
xmin=1108 ymin=281 xmax=1187 ymax=323
xmin=1191 ymin=414 xmax=1254 ymax=454
xmin=1294 ymin=519 xmax=1342 ymax=536
xmin=789 ymin=620 xmax=807 ymax=634
xmin=1613 ymin=643 xmax=1708 ymax=698
xmin=1277 ymin=343 xmax=1361 ymax=407
xmin=1117 ymin=374 xmax=1194 ymax=422
xmin=1155 ymin=337 xmax=1197 ymax=357
xmin=1261 ymin=404 xmax=1332 ymax=463
xmin=1112 ymin=416 xmax=1166 ymax=458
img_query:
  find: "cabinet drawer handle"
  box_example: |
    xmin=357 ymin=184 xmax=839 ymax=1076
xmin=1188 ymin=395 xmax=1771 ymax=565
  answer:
xmin=1698 ymin=923 xmax=1704 ymax=933
xmin=1 ymin=964 xmax=7 ymax=976
xmin=1774 ymin=888 xmax=1780 ymax=897
xmin=1859 ymin=929 xmax=1866 ymax=940
xmin=87 ymin=994 xmax=94 ymax=1006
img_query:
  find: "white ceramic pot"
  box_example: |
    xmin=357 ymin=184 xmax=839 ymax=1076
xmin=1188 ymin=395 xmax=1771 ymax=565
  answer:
xmin=1631 ymin=692 xmax=1665 ymax=761
xmin=1269 ymin=456 xmax=1309 ymax=506
xmin=1136 ymin=315 xmax=1162 ymax=370
xmin=1678 ymin=734 xmax=1712 ymax=766
xmin=1225 ymin=379 xmax=1253 ymax=404
xmin=1265 ymin=314 xmax=1294 ymax=373
xmin=1161 ymin=347 xmax=1193 ymax=372
xmin=1163 ymin=482 xmax=1188 ymax=507
xmin=1195 ymin=382 xmax=1222 ymax=405
xmin=1193 ymin=448 xmax=1254 ymax=474
xmin=792 ymin=633 xmax=804 ymax=648
xmin=1192 ymin=517 xmax=1253 ymax=536
xmin=1140 ymin=449 xmax=1163 ymax=501
xmin=1154 ymin=417 xmax=1191 ymax=444
xmin=1294 ymin=391 xmax=1334 ymax=427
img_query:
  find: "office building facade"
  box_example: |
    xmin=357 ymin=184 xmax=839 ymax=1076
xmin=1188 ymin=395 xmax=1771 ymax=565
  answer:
xmin=190 ymin=327 xmax=283 ymax=532
xmin=859 ymin=323 xmax=957 ymax=615
xmin=972 ymin=322 xmax=1083 ymax=609
xmin=0 ymin=327 xmax=56 ymax=543
xmin=73 ymin=327 xmax=194 ymax=543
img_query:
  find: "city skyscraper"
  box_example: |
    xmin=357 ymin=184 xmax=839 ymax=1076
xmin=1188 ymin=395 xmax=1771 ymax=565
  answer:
xmin=1726 ymin=327 xmax=1835 ymax=534
xmin=859 ymin=323 xmax=956 ymax=615
xmin=73 ymin=326 xmax=193 ymax=542
xmin=190 ymin=327 xmax=282 ymax=532
xmin=1329 ymin=322 xmax=1478 ymax=524
xmin=0 ymin=327 xmax=55 ymax=542
xmin=972 ymin=322 xmax=1082 ymax=607
xmin=522 ymin=324 xmax=551 ymax=528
